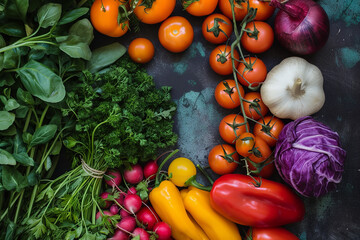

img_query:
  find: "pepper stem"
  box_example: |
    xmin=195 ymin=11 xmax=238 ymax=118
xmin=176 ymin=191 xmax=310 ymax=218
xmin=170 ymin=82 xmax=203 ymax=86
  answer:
xmin=290 ymin=78 xmax=305 ymax=97
xmin=154 ymin=149 xmax=179 ymax=187
xmin=185 ymin=176 xmax=212 ymax=192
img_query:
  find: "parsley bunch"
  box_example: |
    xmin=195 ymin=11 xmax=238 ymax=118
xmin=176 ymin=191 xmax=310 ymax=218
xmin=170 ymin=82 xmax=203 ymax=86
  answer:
xmin=63 ymin=56 xmax=178 ymax=168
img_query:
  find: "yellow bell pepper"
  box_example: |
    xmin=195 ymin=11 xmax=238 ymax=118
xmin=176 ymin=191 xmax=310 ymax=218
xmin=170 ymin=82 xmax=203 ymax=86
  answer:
xmin=149 ymin=180 xmax=209 ymax=240
xmin=181 ymin=187 xmax=242 ymax=240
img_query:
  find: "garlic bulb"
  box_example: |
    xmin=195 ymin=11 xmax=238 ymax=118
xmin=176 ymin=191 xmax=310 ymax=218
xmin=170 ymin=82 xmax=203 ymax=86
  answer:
xmin=260 ymin=57 xmax=325 ymax=120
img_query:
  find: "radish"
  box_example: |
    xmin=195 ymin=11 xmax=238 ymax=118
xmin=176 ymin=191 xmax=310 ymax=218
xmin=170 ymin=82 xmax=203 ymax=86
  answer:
xmin=153 ymin=222 xmax=172 ymax=240
xmin=105 ymin=169 xmax=122 ymax=187
xmin=127 ymin=186 xmax=137 ymax=195
xmin=136 ymin=206 xmax=160 ymax=230
xmin=124 ymin=164 xmax=144 ymax=185
xmin=99 ymin=192 xmax=112 ymax=209
xmin=132 ymin=228 xmax=150 ymax=240
xmin=123 ymin=193 xmax=142 ymax=214
xmin=116 ymin=216 xmax=137 ymax=233
xmin=110 ymin=204 xmax=120 ymax=215
xmin=95 ymin=210 xmax=113 ymax=220
xmin=109 ymin=229 xmax=129 ymax=240
xmin=115 ymin=192 xmax=125 ymax=205
xmin=143 ymin=160 xmax=158 ymax=180
xmin=120 ymin=209 xmax=131 ymax=218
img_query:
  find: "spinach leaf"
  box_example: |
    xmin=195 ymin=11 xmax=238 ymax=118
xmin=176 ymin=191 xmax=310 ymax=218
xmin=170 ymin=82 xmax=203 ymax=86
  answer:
xmin=4 ymin=98 xmax=20 ymax=111
xmin=2 ymin=165 xmax=27 ymax=191
xmin=87 ymin=42 xmax=126 ymax=73
xmin=37 ymin=3 xmax=62 ymax=28
xmin=69 ymin=18 xmax=94 ymax=45
xmin=0 ymin=111 xmax=15 ymax=130
xmin=17 ymin=60 xmax=65 ymax=103
xmin=0 ymin=149 xmax=16 ymax=165
xmin=59 ymin=35 xmax=92 ymax=60
xmin=58 ymin=7 xmax=89 ymax=25
xmin=0 ymin=21 xmax=25 ymax=37
xmin=5 ymin=0 xmax=29 ymax=21
xmin=29 ymin=124 xmax=57 ymax=148
xmin=16 ymin=88 xmax=35 ymax=105
xmin=13 ymin=152 xmax=34 ymax=166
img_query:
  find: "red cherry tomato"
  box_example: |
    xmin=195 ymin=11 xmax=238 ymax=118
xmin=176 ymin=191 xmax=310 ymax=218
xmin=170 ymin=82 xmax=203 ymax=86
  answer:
xmin=214 ymin=79 xmax=244 ymax=109
xmin=235 ymin=132 xmax=255 ymax=157
xmin=183 ymin=0 xmax=218 ymax=16
xmin=242 ymin=92 xmax=269 ymax=120
xmin=208 ymin=144 xmax=239 ymax=175
xmin=209 ymin=45 xmax=239 ymax=75
xmin=128 ymin=38 xmax=155 ymax=64
xmin=236 ymin=57 xmax=267 ymax=88
xmin=241 ymin=21 xmax=274 ymax=54
xmin=247 ymin=136 xmax=274 ymax=178
xmin=253 ymin=115 xmax=285 ymax=147
xmin=202 ymin=13 xmax=233 ymax=44
xmin=219 ymin=114 xmax=249 ymax=144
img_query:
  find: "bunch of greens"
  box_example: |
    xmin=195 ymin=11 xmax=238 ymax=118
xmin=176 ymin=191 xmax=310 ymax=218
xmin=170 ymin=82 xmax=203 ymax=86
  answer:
xmin=0 ymin=1 xmax=126 ymax=239
xmin=15 ymin=55 xmax=177 ymax=239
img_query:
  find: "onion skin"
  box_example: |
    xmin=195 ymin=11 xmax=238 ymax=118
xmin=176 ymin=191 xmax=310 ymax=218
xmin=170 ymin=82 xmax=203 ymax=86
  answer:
xmin=271 ymin=0 xmax=330 ymax=55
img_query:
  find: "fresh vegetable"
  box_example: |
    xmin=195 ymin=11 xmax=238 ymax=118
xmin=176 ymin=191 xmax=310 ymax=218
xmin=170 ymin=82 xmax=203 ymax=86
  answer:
xmin=208 ymin=144 xmax=239 ymax=175
xmin=219 ymin=0 xmax=247 ymax=21
xmin=128 ymin=38 xmax=155 ymax=64
xmin=241 ymin=21 xmax=274 ymax=54
xmin=210 ymin=174 xmax=305 ymax=227
xmin=168 ymin=157 xmax=197 ymax=187
xmin=183 ymin=0 xmax=218 ymax=16
xmin=143 ymin=160 xmax=159 ymax=180
xmin=214 ymin=80 xmax=244 ymax=109
xmin=90 ymin=0 xmax=129 ymax=37
xmin=247 ymin=136 xmax=275 ymax=178
xmin=64 ymin=56 xmax=178 ymax=167
xmin=112 ymin=229 xmax=130 ymax=240
xmin=236 ymin=57 xmax=267 ymax=88
xmin=153 ymin=222 xmax=172 ymax=240
xmin=249 ymin=0 xmax=276 ymax=20
xmin=136 ymin=206 xmax=160 ymax=230
xmin=158 ymin=16 xmax=194 ymax=53
xmin=117 ymin=216 xmax=137 ymax=233
xmin=260 ymin=57 xmax=325 ymax=120
xmin=242 ymin=92 xmax=269 ymax=120
xmin=202 ymin=13 xmax=233 ymax=44
xmin=247 ymin=227 xmax=299 ymax=240
xmin=105 ymin=169 xmax=122 ymax=187
xmin=123 ymin=193 xmax=143 ymax=214
xmin=270 ymin=0 xmax=330 ymax=55
xmin=274 ymin=116 xmax=346 ymax=197
xmin=124 ymin=164 xmax=144 ymax=185
xmin=133 ymin=227 xmax=150 ymax=240
xmin=209 ymin=45 xmax=239 ymax=75
xmin=181 ymin=187 xmax=242 ymax=240
xmin=253 ymin=116 xmax=284 ymax=147
xmin=133 ymin=0 xmax=176 ymax=24
xmin=219 ymin=114 xmax=249 ymax=144
xmin=235 ymin=132 xmax=255 ymax=157
xmin=100 ymin=192 xmax=113 ymax=208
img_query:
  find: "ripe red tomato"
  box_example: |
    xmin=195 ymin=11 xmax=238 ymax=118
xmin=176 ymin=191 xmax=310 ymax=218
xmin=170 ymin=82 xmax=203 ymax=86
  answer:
xmin=242 ymin=92 xmax=269 ymax=120
xmin=236 ymin=57 xmax=267 ymax=88
xmin=219 ymin=114 xmax=249 ymax=144
xmin=214 ymin=79 xmax=244 ymax=109
xmin=183 ymin=0 xmax=218 ymax=16
xmin=235 ymin=132 xmax=255 ymax=157
xmin=208 ymin=144 xmax=239 ymax=175
xmin=90 ymin=0 xmax=129 ymax=37
xmin=249 ymin=0 xmax=276 ymax=21
xmin=253 ymin=116 xmax=285 ymax=147
xmin=248 ymin=227 xmax=300 ymax=240
xmin=158 ymin=16 xmax=194 ymax=53
xmin=241 ymin=21 xmax=274 ymax=54
xmin=133 ymin=0 xmax=176 ymax=24
xmin=247 ymin=136 xmax=274 ymax=178
xmin=209 ymin=45 xmax=239 ymax=75
xmin=128 ymin=38 xmax=155 ymax=64
xmin=218 ymin=0 xmax=247 ymax=21
xmin=202 ymin=13 xmax=233 ymax=44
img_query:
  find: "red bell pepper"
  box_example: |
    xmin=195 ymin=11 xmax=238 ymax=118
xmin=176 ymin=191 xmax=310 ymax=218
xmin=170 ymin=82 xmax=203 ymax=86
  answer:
xmin=209 ymin=174 xmax=305 ymax=228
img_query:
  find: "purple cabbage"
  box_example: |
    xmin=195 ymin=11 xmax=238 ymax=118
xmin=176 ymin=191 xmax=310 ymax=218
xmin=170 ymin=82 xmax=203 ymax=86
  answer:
xmin=274 ymin=116 xmax=346 ymax=197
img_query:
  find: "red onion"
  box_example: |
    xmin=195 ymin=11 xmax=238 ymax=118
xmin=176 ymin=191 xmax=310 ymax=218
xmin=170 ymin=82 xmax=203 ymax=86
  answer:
xmin=270 ymin=0 xmax=330 ymax=55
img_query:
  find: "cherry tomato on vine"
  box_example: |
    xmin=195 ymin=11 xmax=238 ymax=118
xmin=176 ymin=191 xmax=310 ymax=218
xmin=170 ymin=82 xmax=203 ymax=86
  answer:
xmin=202 ymin=13 xmax=233 ymax=44
xmin=209 ymin=45 xmax=239 ymax=75
xmin=168 ymin=157 xmax=196 ymax=187
xmin=248 ymin=227 xmax=300 ymax=240
xmin=242 ymin=92 xmax=269 ymax=120
xmin=133 ymin=0 xmax=176 ymax=24
xmin=219 ymin=114 xmax=249 ymax=144
xmin=235 ymin=132 xmax=255 ymax=157
xmin=236 ymin=57 xmax=267 ymax=88
xmin=249 ymin=0 xmax=276 ymax=21
xmin=90 ymin=0 xmax=129 ymax=37
xmin=253 ymin=115 xmax=285 ymax=147
xmin=247 ymin=136 xmax=274 ymax=178
xmin=241 ymin=21 xmax=274 ymax=53
xmin=219 ymin=0 xmax=247 ymax=21
xmin=183 ymin=0 xmax=218 ymax=16
xmin=128 ymin=38 xmax=155 ymax=64
xmin=214 ymin=79 xmax=244 ymax=109
xmin=158 ymin=16 xmax=194 ymax=53
xmin=208 ymin=144 xmax=239 ymax=175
